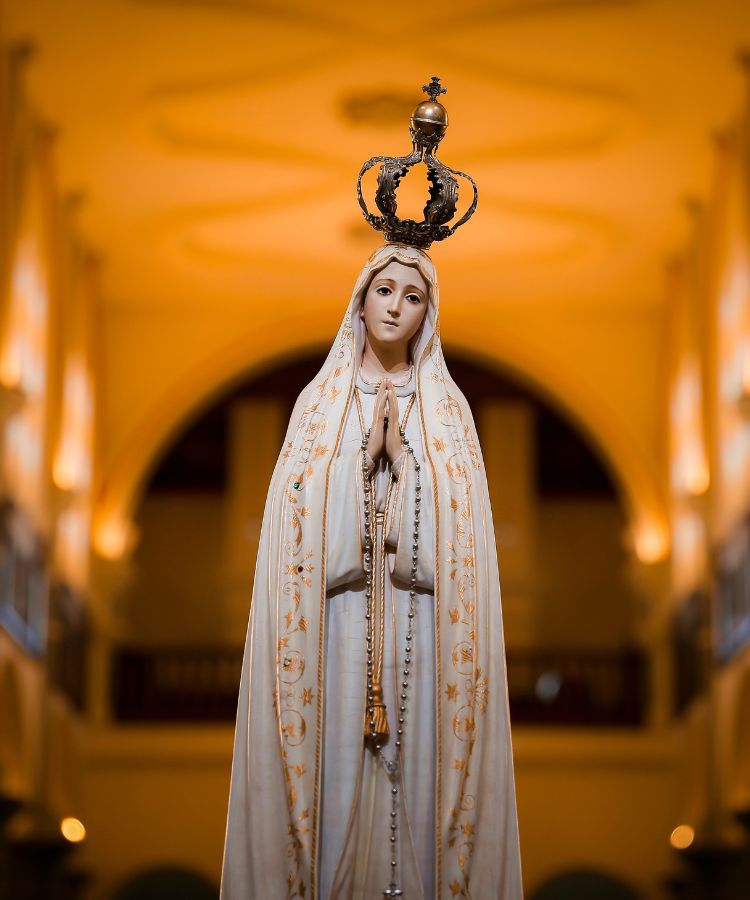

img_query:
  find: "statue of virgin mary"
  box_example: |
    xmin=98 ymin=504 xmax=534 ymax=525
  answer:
xmin=220 ymin=79 xmax=523 ymax=900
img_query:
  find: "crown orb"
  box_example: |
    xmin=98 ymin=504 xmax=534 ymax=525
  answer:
xmin=411 ymin=99 xmax=448 ymax=139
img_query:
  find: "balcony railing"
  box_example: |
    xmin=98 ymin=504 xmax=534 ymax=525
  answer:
xmin=112 ymin=644 xmax=647 ymax=727
xmin=506 ymin=647 xmax=646 ymax=727
xmin=0 ymin=498 xmax=47 ymax=656
xmin=113 ymin=646 xmax=243 ymax=723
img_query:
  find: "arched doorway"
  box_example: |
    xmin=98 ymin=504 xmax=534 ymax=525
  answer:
xmin=109 ymin=351 xmax=647 ymax=728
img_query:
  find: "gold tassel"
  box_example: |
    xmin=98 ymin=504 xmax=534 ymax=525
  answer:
xmin=364 ymin=681 xmax=390 ymax=746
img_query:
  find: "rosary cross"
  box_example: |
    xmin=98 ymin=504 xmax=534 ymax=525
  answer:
xmin=383 ymin=887 xmax=404 ymax=898
xmin=422 ymin=75 xmax=447 ymax=102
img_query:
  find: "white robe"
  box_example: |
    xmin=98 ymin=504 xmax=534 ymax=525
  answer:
xmin=220 ymin=244 xmax=523 ymax=900
xmin=321 ymin=368 xmax=436 ymax=899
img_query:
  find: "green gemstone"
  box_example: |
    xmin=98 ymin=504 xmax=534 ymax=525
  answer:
xmin=293 ymin=481 xmax=300 ymax=489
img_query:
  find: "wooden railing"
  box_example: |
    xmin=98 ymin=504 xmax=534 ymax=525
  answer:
xmin=47 ymin=582 xmax=89 ymax=712
xmin=505 ymin=647 xmax=646 ymax=727
xmin=112 ymin=644 xmax=647 ymax=727
xmin=112 ymin=646 xmax=244 ymax=723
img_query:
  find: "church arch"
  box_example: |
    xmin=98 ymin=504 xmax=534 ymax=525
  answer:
xmin=94 ymin=326 xmax=666 ymax=565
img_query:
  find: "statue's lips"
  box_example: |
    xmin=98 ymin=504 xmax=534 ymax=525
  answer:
xmin=382 ymin=320 xmax=398 ymax=328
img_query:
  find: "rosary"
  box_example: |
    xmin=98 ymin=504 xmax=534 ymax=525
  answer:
xmin=357 ymin=388 xmax=421 ymax=899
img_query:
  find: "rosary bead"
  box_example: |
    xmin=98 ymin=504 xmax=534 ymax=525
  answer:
xmin=398 ymin=716 xmax=404 ymax=724
xmin=400 ymin=692 xmax=407 ymax=700
xmin=392 ymin=787 xmax=398 ymax=795
xmin=400 ymin=705 xmax=406 ymax=712
xmin=395 ymin=740 xmax=401 ymax=748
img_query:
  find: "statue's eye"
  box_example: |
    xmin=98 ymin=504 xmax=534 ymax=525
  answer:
xmin=407 ymin=294 xmax=422 ymax=304
xmin=376 ymin=286 xmax=391 ymax=295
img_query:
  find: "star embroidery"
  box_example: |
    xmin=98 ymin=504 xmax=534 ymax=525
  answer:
xmin=445 ymin=683 xmax=458 ymax=701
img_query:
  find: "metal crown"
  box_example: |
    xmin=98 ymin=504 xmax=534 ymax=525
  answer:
xmin=356 ymin=76 xmax=478 ymax=250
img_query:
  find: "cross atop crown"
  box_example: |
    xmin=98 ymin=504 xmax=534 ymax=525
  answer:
xmin=422 ymin=75 xmax=447 ymax=103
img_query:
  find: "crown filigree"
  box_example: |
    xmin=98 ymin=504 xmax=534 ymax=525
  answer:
xmin=356 ymin=76 xmax=478 ymax=250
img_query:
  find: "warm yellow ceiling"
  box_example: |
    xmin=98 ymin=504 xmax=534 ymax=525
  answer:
xmin=6 ymin=0 xmax=750 ymax=314
xmin=5 ymin=0 xmax=750 ymax=556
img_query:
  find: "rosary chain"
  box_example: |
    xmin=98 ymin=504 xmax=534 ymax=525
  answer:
xmin=361 ymin=419 xmax=421 ymax=899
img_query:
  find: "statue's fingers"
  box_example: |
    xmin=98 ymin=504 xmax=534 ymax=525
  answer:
xmin=388 ymin=387 xmax=399 ymax=430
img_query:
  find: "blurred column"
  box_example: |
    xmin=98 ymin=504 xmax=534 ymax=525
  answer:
xmin=479 ymin=399 xmax=537 ymax=648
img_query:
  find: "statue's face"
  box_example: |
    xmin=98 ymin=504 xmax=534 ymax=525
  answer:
xmin=359 ymin=260 xmax=429 ymax=350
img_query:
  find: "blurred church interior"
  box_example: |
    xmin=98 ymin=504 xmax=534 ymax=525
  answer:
xmin=2 ymin=0 xmax=750 ymax=897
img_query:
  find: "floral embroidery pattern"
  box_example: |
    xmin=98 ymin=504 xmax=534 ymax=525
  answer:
xmin=276 ymin=319 xmax=353 ymax=898
xmin=436 ymin=391 xmax=486 ymax=899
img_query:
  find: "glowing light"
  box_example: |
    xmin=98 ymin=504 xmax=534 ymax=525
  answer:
xmin=670 ymin=357 xmax=710 ymax=497
xmin=60 ymin=817 xmax=86 ymax=843
xmin=683 ymin=455 xmax=710 ymax=496
xmin=55 ymin=504 xmax=91 ymax=586
xmin=670 ymin=824 xmax=694 ymax=850
xmin=633 ymin=520 xmax=668 ymax=563
xmin=53 ymin=357 xmax=93 ymax=493
xmin=740 ymin=343 xmax=750 ymax=397
xmin=94 ymin=516 xmax=131 ymax=560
